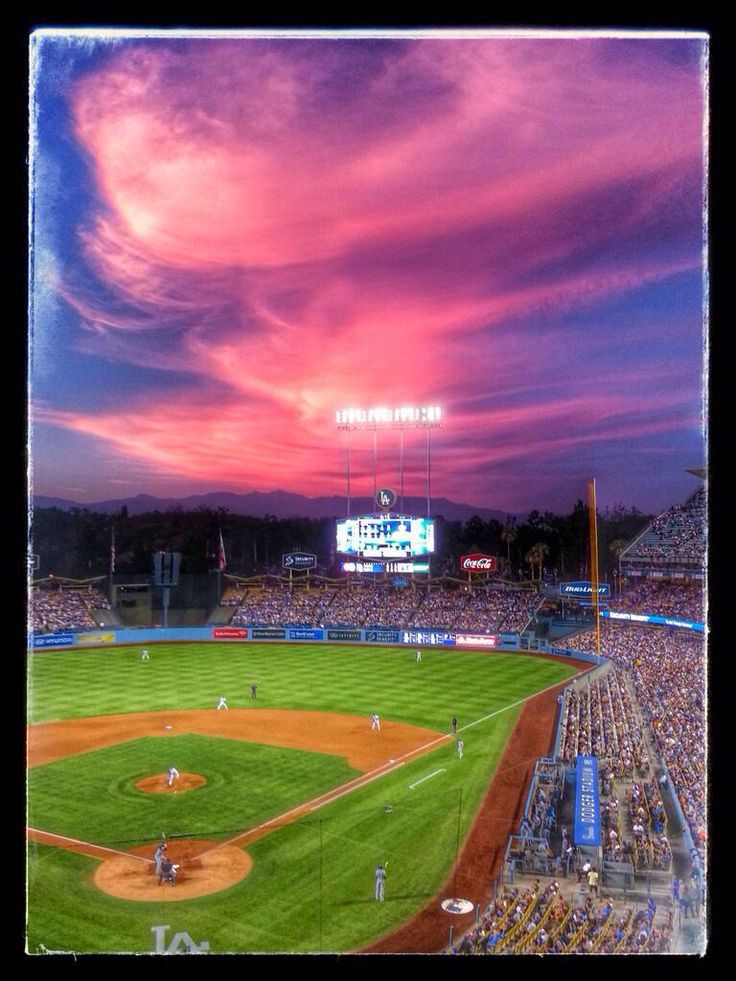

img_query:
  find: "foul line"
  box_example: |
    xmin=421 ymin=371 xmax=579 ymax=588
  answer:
xmin=27 ymin=828 xmax=152 ymax=864
xmin=409 ymin=768 xmax=446 ymax=790
xmin=196 ymin=670 xmax=584 ymax=861
xmin=457 ymin=668 xmax=589 ymax=735
xmin=30 ymin=668 xmax=586 ymax=866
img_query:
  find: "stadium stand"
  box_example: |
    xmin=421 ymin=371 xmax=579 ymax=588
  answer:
xmin=226 ymin=582 xmax=540 ymax=633
xmin=453 ymin=882 xmax=673 ymax=954
xmin=620 ymin=487 xmax=705 ymax=570
xmin=612 ymin=579 xmax=703 ymax=621
xmin=564 ymin=624 xmax=705 ymax=865
xmin=30 ymin=583 xmax=112 ymax=633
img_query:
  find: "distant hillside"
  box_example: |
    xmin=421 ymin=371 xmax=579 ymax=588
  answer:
xmin=33 ymin=490 xmax=515 ymax=524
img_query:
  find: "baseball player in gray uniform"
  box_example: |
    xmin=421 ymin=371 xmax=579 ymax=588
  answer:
xmin=374 ymin=862 xmax=387 ymax=901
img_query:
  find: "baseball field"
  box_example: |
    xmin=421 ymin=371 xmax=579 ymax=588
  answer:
xmin=27 ymin=642 xmax=579 ymax=954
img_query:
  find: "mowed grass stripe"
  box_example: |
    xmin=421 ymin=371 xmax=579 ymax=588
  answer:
xmin=28 ymin=643 xmax=574 ymax=731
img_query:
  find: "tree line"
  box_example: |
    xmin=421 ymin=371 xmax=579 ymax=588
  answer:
xmin=31 ymin=501 xmax=650 ymax=584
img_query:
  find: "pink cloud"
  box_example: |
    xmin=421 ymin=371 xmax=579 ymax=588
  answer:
xmin=37 ymin=37 xmax=706 ymax=505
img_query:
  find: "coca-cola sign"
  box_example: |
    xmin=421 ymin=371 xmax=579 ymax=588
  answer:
xmin=460 ymin=553 xmax=497 ymax=572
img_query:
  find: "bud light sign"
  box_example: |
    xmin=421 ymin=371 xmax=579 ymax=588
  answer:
xmin=560 ymin=581 xmax=610 ymax=598
xmin=460 ymin=553 xmax=497 ymax=572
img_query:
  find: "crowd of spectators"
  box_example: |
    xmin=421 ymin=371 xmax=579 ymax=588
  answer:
xmin=622 ymin=488 xmax=705 ymax=565
xmin=566 ymin=623 xmax=705 ymax=864
xmin=31 ymin=584 xmax=112 ymax=633
xmin=517 ymin=761 xmax=565 ymax=848
xmin=612 ymin=579 xmax=704 ymax=622
xmin=557 ymin=669 xmax=647 ymax=778
xmin=453 ymin=882 xmax=671 ymax=954
xmin=453 ymin=588 xmax=541 ymax=633
xmin=226 ymin=584 xmax=540 ymax=633
xmin=628 ymin=781 xmax=672 ymax=872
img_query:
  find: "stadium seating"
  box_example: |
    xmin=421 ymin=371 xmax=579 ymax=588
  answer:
xmin=565 ymin=623 xmax=705 ymax=863
xmin=31 ymin=584 xmax=112 ymax=633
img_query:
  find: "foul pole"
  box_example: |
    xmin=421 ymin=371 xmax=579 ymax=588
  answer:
xmin=588 ymin=479 xmax=601 ymax=660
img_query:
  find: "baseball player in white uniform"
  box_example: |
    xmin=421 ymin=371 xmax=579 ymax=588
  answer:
xmin=141 ymin=649 xmax=149 ymax=660
xmin=456 ymin=738 xmax=464 ymax=759
xmin=217 ymin=695 xmax=228 ymax=710
xmin=415 ymin=650 xmax=422 ymax=662
xmin=370 ymin=713 xmax=381 ymax=731
xmin=167 ymin=766 xmax=179 ymax=787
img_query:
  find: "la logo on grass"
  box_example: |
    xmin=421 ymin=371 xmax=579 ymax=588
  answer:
xmin=151 ymin=924 xmax=210 ymax=954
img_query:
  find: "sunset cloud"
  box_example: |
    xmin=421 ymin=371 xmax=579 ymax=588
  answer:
xmin=31 ymin=33 xmax=707 ymax=512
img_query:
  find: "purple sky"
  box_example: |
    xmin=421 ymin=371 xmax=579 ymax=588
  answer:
xmin=30 ymin=30 xmax=708 ymax=514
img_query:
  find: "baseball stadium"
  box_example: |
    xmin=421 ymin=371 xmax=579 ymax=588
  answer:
xmin=27 ymin=469 xmax=708 ymax=955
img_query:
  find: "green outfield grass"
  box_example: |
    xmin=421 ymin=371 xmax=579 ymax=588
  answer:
xmin=28 ymin=642 xmax=571 ymax=729
xmin=27 ymin=643 xmax=577 ymax=953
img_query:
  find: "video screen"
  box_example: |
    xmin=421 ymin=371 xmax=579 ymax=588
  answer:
xmin=336 ymin=516 xmax=435 ymax=558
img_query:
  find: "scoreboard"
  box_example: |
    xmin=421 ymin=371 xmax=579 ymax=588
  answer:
xmin=336 ymin=515 xmax=435 ymax=559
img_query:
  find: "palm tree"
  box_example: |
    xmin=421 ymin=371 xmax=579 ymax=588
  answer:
xmin=501 ymin=519 xmax=518 ymax=569
xmin=609 ymin=539 xmax=628 ymax=595
xmin=524 ymin=548 xmax=536 ymax=582
xmin=530 ymin=542 xmax=551 ymax=581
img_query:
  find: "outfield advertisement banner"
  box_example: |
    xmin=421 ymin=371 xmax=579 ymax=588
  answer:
xmin=401 ymin=629 xmax=455 ymax=646
xmin=365 ymin=629 xmax=401 ymax=643
xmin=574 ymin=755 xmax=601 ymax=846
xmin=31 ymin=632 xmax=76 ymax=648
xmin=602 ymin=610 xmax=704 ymax=632
xmin=251 ymin=628 xmax=286 ymax=639
xmin=75 ymin=630 xmax=116 ymax=645
xmin=455 ymin=633 xmax=499 ymax=648
xmin=288 ymin=628 xmax=324 ymax=640
xmin=327 ymin=629 xmax=362 ymax=641
xmin=212 ymin=627 xmax=248 ymax=639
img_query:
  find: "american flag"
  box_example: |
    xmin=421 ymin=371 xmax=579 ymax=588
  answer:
xmin=217 ymin=529 xmax=227 ymax=572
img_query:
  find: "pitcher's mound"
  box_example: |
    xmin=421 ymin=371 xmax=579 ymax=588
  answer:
xmin=94 ymin=839 xmax=252 ymax=901
xmin=136 ymin=772 xmax=206 ymax=794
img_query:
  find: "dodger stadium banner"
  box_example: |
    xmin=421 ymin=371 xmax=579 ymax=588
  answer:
xmin=574 ymin=755 xmax=601 ymax=847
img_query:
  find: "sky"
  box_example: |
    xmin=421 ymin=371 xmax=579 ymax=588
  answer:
xmin=29 ymin=30 xmax=708 ymax=515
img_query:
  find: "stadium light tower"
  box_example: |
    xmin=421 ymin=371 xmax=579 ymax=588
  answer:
xmin=335 ymin=406 xmax=443 ymax=517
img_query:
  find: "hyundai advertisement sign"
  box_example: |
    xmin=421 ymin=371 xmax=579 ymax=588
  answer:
xmin=32 ymin=632 xmax=76 ymax=649
xmin=560 ymin=581 xmax=610 ymax=598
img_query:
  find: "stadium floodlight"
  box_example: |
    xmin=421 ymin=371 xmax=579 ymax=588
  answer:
xmin=335 ymin=406 xmax=443 ymax=429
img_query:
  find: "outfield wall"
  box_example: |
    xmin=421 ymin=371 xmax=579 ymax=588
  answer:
xmin=29 ymin=626 xmax=521 ymax=651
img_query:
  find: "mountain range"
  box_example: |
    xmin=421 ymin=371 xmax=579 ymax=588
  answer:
xmin=33 ymin=490 xmax=516 ymax=524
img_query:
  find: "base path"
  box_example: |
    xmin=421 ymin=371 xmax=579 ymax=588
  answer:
xmin=27 ymin=708 xmax=439 ymax=771
xmin=28 ymin=708 xmax=441 ymax=903
xmin=363 ymin=668 xmax=589 ymax=953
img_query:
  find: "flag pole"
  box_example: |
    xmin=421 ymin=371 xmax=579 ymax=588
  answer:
xmin=109 ymin=525 xmax=115 ymax=605
xmin=217 ymin=528 xmax=227 ymax=603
